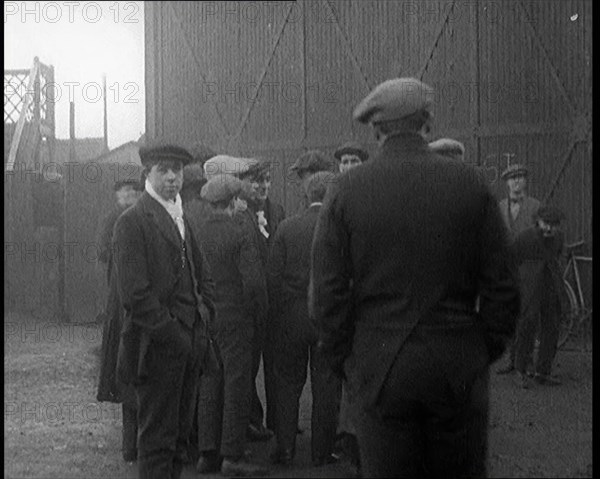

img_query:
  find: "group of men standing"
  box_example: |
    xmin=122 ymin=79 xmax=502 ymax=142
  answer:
xmin=96 ymin=76 xmax=568 ymax=479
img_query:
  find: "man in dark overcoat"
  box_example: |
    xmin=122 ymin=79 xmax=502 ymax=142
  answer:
xmin=113 ymin=143 xmax=216 ymax=479
xmin=496 ymin=163 xmax=541 ymax=375
xmin=98 ymin=179 xmax=143 ymax=285
xmin=193 ymin=173 xmax=269 ymax=476
xmin=237 ymin=159 xmax=285 ymax=440
xmin=97 ymin=176 xmax=143 ymax=462
xmin=268 ymin=171 xmax=341 ymax=467
xmin=512 ymin=205 xmax=568 ymax=388
xmin=310 ymin=78 xmax=521 ymax=478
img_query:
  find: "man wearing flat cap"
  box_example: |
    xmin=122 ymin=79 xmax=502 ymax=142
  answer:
xmin=334 ymin=142 xmax=369 ymax=174
xmin=268 ymin=171 xmax=341 ymax=467
xmin=496 ymin=161 xmax=541 ymax=375
xmin=310 ymin=77 xmax=520 ymax=477
xmin=498 ymin=162 xmax=541 ymax=240
xmin=511 ymin=205 xmax=568 ymax=388
xmin=112 ymin=142 xmax=216 ymax=479
xmin=237 ymin=158 xmax=285 ymax=441
xmin=289 ymin=150 xmax=335 ymax=213
xmin=193 ymin=174 xmax=269 ymax=476
xmin=96 ymin=175 xmax=143 ymax=463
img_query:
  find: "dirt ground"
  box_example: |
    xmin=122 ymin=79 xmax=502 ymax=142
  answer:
xmin=4 ymin=313 xmax=593 ymax=478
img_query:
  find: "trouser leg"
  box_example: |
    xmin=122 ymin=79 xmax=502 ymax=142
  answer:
xmin=122 ymin=403 xmax=138 ymax=459
xmin=310 ymin=342 xmax=342 ymax=465
xmin=217 ymin=321 xmax=254 ymax=459
xmin=197 ymin=350 xmax=224 ymax=453
xmin=272 ymin=328 xmax=308 ymax=454
xmin=423 ymin=369 xmax=490 ymax=478
xmin=514 ymin=289 xmax=542 ymax=374
xmin=136 ymin=323 xmax=199 ymax=479
xmin=536 ymin=288 xmax=560 ymax=376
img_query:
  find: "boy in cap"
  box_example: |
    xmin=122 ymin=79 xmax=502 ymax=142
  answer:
xmin=194 ymin=174 xmax=269 ymax=476
xmin=96 ymin=175 xmax=143 ymax=463
xmin=112 ymin=142 xmax=216 ymax=479
xmin=310 ymin=77 xmax=519 ymax=478
xmin=496 ymin=162 xmax=541 ymax=375
xmin=334 ymin=142 xmax=369 ymax=174
xmin=268 ymin=171 xmax=341 ymax=467
xmin=511 ymin=205 xmax=567 ymax=388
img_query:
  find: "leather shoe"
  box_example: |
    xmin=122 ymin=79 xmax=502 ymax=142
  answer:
xmin=271 ymin=447 xmax=294 ymax=466
xmin=534 ymin=373 xmax=562 ymax=386
xmin=196 ymin=451 xmax=222 ymax=474
xmin=221 ymin=457 xmax=269 ymax=477
xmin=247 ymin=423 xmax=274 ymax=442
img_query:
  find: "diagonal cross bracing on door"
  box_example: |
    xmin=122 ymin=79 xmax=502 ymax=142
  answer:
xmin=516 ymin=0 xmax=577 ymax=119
xmin=417 ymin=0 xmax=457 ymax=80
xmin=324 ymin=0 xmax=371 ymax=92
xmin=233 ymin=2 xmax=296 ymax=142
xmin=167 ymin=2 xmax=231 ymax=137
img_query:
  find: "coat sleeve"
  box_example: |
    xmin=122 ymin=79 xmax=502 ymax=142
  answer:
xmin=477 ymin=189 xmax=521 ymax=364
xmin=309 ymin=181 xmax=354 ymax=375
xmin=112 ymin=212 xmax=176 ymax=338
xmin=98 ymin=210 xmax=117 ymax=265
xmin=193 ymin=240 xmax=217 ymax=320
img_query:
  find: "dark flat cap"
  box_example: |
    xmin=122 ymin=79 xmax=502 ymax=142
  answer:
xmin=138 ymin=143 xmax=194 ymax=167
xmin=200 ymin=174 xmax=244 ymax=204
xmin=334 ymin=142 xmax=369 ymax=162
xmin=241 ymin=158 xmax=272 ymax=180
xmin=501 ymin=163 xmax=528 ymax=180
xmin=536 ymin=205 xmax=564 ymax=224
xmin=353 ymin=77 xmax=434 ymax=124
xmin=290 ymin=150 xmax=332 ymax=176
xmin=114 ymin=178 xmax=143 ymax=191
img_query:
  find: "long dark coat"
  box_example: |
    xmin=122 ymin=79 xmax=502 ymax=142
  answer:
xmin=310 ymin=132 xmax=521 ymax=410
xmin=96 ymin=265 xmax=135 ymax=405
xmin=112 ymin=192 xmax=216 ymax=385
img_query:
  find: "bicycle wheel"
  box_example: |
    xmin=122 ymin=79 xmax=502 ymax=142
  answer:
xmin=557 ymin=279 xmax=579 ymax=349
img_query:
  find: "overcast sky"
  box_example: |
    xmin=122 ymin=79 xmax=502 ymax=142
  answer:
xmin=4 ymin=1 xmax=145 ymax=149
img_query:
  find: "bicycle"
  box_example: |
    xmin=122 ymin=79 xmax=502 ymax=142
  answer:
xmin=557 ymin=241 xmax=593 ymax=351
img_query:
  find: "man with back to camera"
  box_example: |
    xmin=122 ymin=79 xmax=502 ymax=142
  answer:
xmin=496 ymin=162 xmax=541 ymax=375
xmin=268 ymin=170 xmax=341 ymax=468
xmin=289 ymin=150 xmax=335 ymax=213
xmin=194 ymin=173 xmax=269 ymax=476
xmin=112 ymin=142 xmax=216 ymax=479
xmin=310 ymin=77 xmax=520 ymax=478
